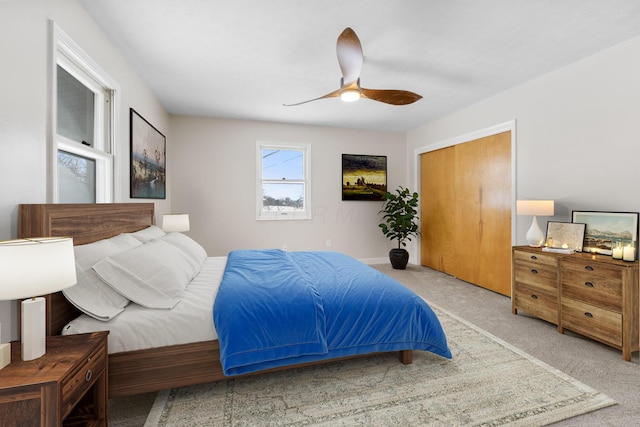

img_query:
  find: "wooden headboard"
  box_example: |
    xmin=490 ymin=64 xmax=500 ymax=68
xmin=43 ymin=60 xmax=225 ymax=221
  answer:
xmin=18 ymin=203 xmax=155 ymax=335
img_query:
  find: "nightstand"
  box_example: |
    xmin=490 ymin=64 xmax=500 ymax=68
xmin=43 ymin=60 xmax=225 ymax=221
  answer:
xmin=0 ymin=331 xmax=108 ymax=426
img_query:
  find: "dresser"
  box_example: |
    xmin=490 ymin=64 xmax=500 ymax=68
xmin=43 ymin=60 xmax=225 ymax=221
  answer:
xmin=0 ymin=331 xmax=108 ymax=426
xmin=512 ymin=246 xmax=639 ymax=361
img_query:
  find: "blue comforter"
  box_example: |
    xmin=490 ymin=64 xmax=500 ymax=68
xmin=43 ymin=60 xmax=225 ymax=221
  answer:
xmin=213 ymin=249 xmax=451 ymax=376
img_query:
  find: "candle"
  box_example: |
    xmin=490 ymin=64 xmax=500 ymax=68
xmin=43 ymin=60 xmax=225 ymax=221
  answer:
xmin=623 ymin=245 xmax=635 ymax=262
xmin=612 ymin=245 xmax=623 ymax=260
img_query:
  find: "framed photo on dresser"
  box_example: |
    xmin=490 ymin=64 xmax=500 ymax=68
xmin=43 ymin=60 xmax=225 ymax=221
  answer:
xmin=572 ymin=211 xmax=638 ymax=258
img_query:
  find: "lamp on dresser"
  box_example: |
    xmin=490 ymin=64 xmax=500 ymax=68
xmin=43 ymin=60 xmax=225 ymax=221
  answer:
xmin=516 ymin=200 xmax=555 ymax=247
xmin=0 ymin=237 xmax=76 ymax=363
xmin=162 ymin=213 xmax=190 ymax=232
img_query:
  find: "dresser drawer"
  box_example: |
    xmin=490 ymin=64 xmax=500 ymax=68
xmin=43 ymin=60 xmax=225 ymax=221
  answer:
xmin=514 ymin=263 xmax=557 ymax=289
xmin=513 ymin=250 xmax=557 ymax=268
xmin=513 ymin=283 xmax=558 ymax=324
xmin=561 ymin=268 xmax=622 ymax=311
xmin=562 ymin=298 xmax=622 ymax=348
xmin=561 ymin=259 xmax=623 ymax=280
xmin=61 ymin=341 xmax=106 ymax=419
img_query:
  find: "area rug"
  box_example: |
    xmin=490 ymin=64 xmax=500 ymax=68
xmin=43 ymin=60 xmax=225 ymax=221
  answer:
xmin=143 ymin=304 xmax=615 ymax=426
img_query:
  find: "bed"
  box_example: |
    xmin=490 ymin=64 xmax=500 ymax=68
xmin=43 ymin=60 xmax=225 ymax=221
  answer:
xmin=18 ymin=203 xmax=451 ymax=397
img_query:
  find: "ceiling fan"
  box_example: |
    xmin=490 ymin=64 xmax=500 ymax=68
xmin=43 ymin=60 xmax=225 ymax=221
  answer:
xmin=284 ymin=27 xmax=422 ymax=106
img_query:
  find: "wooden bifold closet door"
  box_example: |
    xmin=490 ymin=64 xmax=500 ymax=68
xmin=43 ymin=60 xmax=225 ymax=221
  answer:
xmin=420 ymin=131 xmax=512 ymax=296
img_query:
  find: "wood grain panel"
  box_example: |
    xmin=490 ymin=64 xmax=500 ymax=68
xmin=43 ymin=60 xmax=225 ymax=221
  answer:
xmin=421 ymin=131 xmax=512 ymax=295
xmin=19 ymin=203 xmax=155 ymax=245
xmin=420 ymin=146 xmax=456 ymax=272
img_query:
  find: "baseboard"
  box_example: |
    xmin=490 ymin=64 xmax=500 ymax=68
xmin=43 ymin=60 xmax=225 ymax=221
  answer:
xmin=358 ymin=257 xmax=390 ymax=265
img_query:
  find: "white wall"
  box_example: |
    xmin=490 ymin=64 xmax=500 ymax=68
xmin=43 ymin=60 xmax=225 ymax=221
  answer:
xmin=408 ymin=35 xmax=640 ymax=245
xmin=169 ymin=116 xmax=407 ymax=259
xmin=0 ymin=0 xmax=170 ymax=341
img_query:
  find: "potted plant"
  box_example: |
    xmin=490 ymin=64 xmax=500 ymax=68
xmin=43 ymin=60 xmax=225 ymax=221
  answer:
xmin=378 ymin=186 xmax=420 ymax=269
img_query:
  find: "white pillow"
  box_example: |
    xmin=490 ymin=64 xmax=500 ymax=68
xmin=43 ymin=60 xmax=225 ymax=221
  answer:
xmin=92 ymin=239 xmax=198 ymax=309
xmin=128 ymin=225 xmax=166 ymax=243
xmin=159 ymin=233 xmax=207 ymax=268
xmin=63 ymin=234 xmax=142 ymax=321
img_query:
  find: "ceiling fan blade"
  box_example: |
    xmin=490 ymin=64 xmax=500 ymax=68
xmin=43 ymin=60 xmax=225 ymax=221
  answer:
xmin=336 ymin=27 xmax=363 ymax=86
xmin=284 ymin=27 xmax=422 ymax=107
xmin=282 ymin=88 xmax=341 ymax=106
xmin=360 ymin=88 xmax=423 ymax=105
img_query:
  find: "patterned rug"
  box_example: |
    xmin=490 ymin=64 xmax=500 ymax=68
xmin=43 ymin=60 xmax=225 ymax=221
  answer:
xmin=143 ymin=304 xmax=615 ymax=426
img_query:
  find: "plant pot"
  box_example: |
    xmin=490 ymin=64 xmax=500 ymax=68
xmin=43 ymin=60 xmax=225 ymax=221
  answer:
xmin=389 ymin=248 xmax=409 ymax=270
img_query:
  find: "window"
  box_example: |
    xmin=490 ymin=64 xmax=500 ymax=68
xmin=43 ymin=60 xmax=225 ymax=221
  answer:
xmin=256 ymin=142 xmax=311 ymax=220
xmin=52 ymin=23 xmax=118 ymax=203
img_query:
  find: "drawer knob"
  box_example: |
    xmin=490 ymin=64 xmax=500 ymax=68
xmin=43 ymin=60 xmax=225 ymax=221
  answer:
xmin=584 ymin=282 xmax=594 ymax=287
xmin=85 ymin=369 xmax=93 ymax=382
xmin=530 ymin=255 xmax=538 ymax=260
xmin=531 ymin=294 xmax=538 ymax=299
xmin=584 ymin=312 xmax=594 ymax=318
xmin=585 ymin=266 xmax=594 ymax=271
xmin=530 ymin=269 xmax=538 ymax=274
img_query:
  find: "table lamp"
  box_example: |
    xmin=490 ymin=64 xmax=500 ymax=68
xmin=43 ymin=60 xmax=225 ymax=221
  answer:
xmin=516 ymin=200 xmax=555 ymax=247
xmin=0 ymin=237 xmax=76 ymax=362
xmin=162 ymin=213 xmax=190 ymax=232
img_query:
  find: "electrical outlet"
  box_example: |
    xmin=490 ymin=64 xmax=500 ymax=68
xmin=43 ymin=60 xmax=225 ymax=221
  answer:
xmin=326 ymin=239 xmax=332 ymax=248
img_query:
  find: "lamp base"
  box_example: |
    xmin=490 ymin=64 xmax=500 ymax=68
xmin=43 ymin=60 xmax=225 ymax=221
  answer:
xmin=0 ymin=321 xmax=11 ymax=369
xmin=525 ymin=216 xmax=545 ymax=247
xmin=21 ymin=297 xmax=46 ymax=361
xmin=0 ymin=343 xmax=10 ymax=369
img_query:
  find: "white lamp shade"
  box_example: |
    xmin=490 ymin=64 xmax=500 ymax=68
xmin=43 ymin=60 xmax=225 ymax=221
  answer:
xmin=0 ymin=237 xmax=77 ymax=300
xmin=0 ymin=237 xmax=77 ymax=361
xmin=163 ymin=213 xmax=190 ymax=232
xmin=516 ymin=200 xmax=554 ymax=216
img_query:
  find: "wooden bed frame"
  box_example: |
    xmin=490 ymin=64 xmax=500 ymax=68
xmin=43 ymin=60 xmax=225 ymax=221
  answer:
xmin=18 ymin=203 xmax=412 ymax=398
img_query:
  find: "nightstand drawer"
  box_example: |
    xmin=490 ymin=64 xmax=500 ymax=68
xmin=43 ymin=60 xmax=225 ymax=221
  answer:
xmin=513 ymin=283 xmax=558 ymax=324
xmin=562 ymin=298 xmax=622 ymax=348
xmin=61 ymin=341 xmax=106 ymax=419
xmin=561 ymin=268 xmax=622 ymax=311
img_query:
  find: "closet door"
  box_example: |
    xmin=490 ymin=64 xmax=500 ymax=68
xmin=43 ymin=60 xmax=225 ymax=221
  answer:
xmin=420 ymin=131 xmax=512 ymax=296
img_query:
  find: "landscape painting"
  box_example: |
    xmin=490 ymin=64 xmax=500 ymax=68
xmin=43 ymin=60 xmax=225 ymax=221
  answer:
xmin=130 ymin=108 xmax=166 ymax=199
xmin=342 ymin=154 xmax=387 ymax=201
xmin=572 ymin=211 xmax=638 ymax=256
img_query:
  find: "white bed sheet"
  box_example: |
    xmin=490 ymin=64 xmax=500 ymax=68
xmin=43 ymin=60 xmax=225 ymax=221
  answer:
xmin=62 ymin=256 xmax=227 ymax=354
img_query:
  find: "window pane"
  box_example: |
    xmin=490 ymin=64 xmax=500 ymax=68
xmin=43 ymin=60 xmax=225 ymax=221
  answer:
xmin=262 ymin=183 xmax=304 ymax=212
xmin=58 ymin=150 xmax=96 ymax=203
xmin=262 ymin=149 xmax=303 ymax=180
xmin=57 ymin=65 xmax=95 ymax=147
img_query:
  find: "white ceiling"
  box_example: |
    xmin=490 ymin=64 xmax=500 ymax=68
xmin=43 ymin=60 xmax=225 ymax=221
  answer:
xmin=80 ymin=0 xmax=640 ymax=133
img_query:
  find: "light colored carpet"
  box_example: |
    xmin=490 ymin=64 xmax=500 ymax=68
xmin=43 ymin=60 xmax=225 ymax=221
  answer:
xmin=142 ymin=304 xmax=614 ymax=427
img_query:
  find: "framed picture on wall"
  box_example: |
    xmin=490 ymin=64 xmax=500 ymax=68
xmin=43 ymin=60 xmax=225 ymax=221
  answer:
xmin=341 ymin=154 xmax=387 ymax=201
xmin=572 ymin=210 xmax=639 ymax=258
xmin=130 ymin=108 xmax=166 ymax=199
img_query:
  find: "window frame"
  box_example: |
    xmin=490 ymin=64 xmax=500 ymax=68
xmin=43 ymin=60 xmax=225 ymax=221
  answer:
xmin=50 ymin=22 xmax=119 ymax=203
xmin=256 ymin=141 xmax=312 ymax=221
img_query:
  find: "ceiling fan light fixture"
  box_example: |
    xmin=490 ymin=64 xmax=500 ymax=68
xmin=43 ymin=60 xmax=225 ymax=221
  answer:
xmin=340 ymin=89 xmax=360 ymax=102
